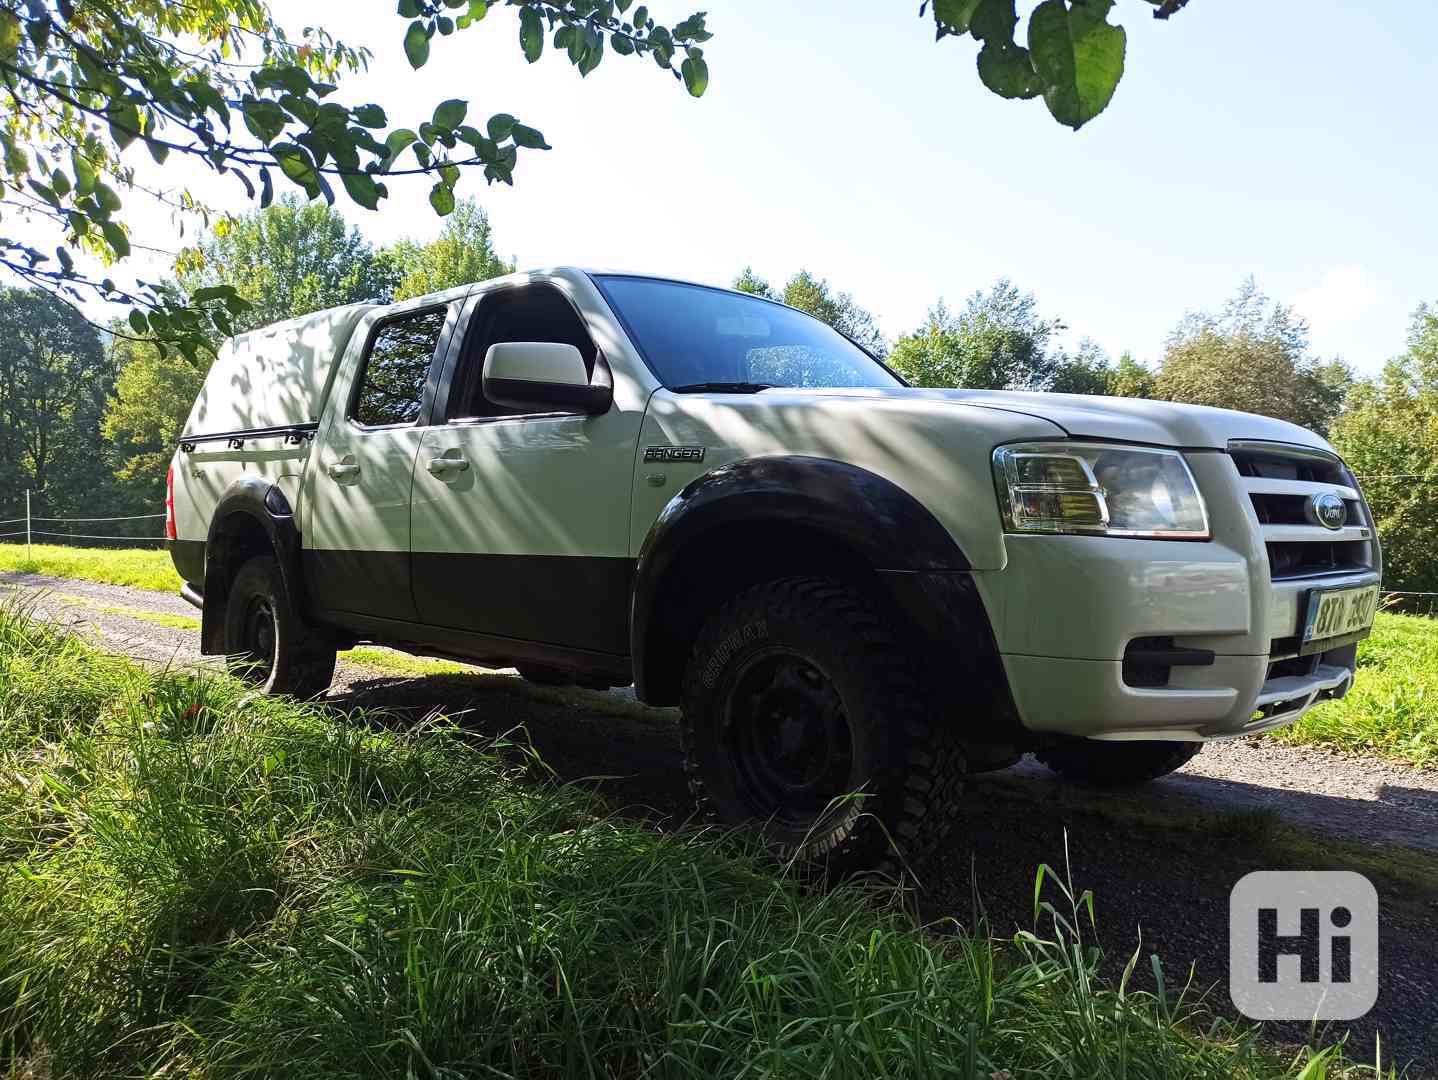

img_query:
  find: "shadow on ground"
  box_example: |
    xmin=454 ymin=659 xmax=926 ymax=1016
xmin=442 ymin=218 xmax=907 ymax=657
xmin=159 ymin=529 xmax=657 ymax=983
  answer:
xmin=329 ymin=668 xmax=1438 ymax=1073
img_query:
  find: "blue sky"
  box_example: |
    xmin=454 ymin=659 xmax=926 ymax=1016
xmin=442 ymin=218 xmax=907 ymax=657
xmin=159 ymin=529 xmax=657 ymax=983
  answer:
xmin=108 ymin=2 xmax=1438 ymax=374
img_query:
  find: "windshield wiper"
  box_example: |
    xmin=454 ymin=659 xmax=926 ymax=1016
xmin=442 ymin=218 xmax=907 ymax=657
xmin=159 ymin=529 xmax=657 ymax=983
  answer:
xmin=668 ymin=382 xmax=774 ymax=394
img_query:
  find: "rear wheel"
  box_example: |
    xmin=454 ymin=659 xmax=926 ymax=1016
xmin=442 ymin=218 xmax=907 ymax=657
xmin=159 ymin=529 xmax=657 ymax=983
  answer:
xmin=680 ymin=577 xmax=965 ymax=877
xmin=1035 ymin=740 xmax=1202 ymax=787
xmin=223 ymin=555 xmax=336 ymax=698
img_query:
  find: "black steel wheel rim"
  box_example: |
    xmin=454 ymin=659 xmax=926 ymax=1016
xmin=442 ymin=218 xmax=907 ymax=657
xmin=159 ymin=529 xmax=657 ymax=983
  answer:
xmin=722 ymin=647 xmax=854 ymax=825
xmin=240 ymin=595 xmax=277 ymax=682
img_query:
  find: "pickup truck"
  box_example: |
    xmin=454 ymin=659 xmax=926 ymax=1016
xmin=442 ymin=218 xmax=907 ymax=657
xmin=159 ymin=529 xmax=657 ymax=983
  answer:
xmin=167 ymin=268 xmax=1382 ymax=872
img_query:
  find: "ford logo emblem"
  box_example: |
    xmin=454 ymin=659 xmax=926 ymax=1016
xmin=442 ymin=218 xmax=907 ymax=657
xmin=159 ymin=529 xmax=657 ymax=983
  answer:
xmin=1307 ymin=492 xmax=1347 ymax=531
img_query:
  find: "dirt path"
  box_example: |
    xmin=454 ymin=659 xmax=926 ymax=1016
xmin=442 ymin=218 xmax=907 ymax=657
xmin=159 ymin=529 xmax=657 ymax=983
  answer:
xmin=4 ymin=569 xmax=1437 ymax=1070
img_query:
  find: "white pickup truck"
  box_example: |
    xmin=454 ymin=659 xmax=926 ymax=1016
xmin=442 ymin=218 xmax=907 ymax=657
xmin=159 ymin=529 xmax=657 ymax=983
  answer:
xmin=167 ymin=268 xmax=1381 ymax=872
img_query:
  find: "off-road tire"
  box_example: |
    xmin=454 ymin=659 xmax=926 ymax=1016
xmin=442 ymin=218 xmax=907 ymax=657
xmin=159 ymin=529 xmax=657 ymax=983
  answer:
xmin=223 ymin=555 xmax=337 ymax=698
xmin=680 ymin=577 xmax=965 ymax=878
xmin=1035 ymin=740 xmax=1202 ymax=787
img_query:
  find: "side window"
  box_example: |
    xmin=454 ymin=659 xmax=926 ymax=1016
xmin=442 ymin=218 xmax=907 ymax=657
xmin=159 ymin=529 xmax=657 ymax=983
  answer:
xmin=353 ymin=308 xmax=448 ymax=427
xmin=448 ymin=285 xmax=598 ymax=420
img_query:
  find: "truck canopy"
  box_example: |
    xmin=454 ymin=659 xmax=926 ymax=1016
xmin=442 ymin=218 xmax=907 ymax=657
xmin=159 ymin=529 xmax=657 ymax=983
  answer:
xmin=182 ymin=302 xmax=375 ymax=437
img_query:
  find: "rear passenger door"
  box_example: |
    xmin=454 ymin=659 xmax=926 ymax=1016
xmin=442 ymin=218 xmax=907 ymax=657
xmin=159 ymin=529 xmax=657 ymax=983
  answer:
xmin=304 ymin=301 xmax=458 ymax=624
xmin=408 ymin=281 xmax=640 ymax=655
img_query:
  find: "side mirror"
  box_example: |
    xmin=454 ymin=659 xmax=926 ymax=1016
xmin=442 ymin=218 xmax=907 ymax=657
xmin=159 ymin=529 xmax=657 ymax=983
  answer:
xmin=482 ymin=342 xmax=612 ymax=416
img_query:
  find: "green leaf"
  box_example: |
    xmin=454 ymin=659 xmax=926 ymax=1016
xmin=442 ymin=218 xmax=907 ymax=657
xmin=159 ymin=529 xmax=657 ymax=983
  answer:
xmin=519 ymin=7 xmax=543 ymax=62
xmin=486 ymin=113 xmax=516 ymax=141
xmin=0 ymin=11 xmax=19 ymax=59
xmin=128 ymin=309 xmax=148 ymax=335
xmin=977 ymin=41 xmax=1042 ymax=99
xmin=145 ymin=138 xmax=169 ymax=165
xmin=55 ymin=246 xmax=73 ymax=274
xmin=429 ymin=181 xmax=456 ymax=215
xmin=970 ymin=0 xmax=1018 ymax=44
xmin=352 ymin=103 xmax=387 ymax=128
xmin=107 ymin=98 xmax=141 ymax=149
xmin=510 ymin=124 xmax=549 ymax=149
xmin=612 ymin=34 xmax=634 ymax=55
xmin=404 ymin=20 xmax=431 ymax=69
xmin=271 ymin=142 xmax=321 ymax=196
xmin=70 ymin=149 xmax=96 ymax=194
xmin=1027 ymin=0 xmax=1126 ymax=130
xmin=933 ymin=0 xmax=982 ymax=35
xmin=432 ymin=98 xmax=467 ymax=129
xmin=381 ymin=128 xmax=418 ymax=169
xmin=50 ymin=169 xmax=70 ymax=197
xmin=633 ymin=6 xmax=648 ymax=29
xmin=397 ymin=0 xmax=422 ymax=15
xmin=680 ymin=53 xmax=708 ymax=97
xmin=341 ymin=169 xmax=384 ymax=209
xmin=102 ymin=220 xmax=129 ymax=257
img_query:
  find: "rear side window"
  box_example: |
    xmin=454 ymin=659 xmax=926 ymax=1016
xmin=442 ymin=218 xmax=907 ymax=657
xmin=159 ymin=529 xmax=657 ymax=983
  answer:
xmin=353 ymin=308 xmax=447 ymax=426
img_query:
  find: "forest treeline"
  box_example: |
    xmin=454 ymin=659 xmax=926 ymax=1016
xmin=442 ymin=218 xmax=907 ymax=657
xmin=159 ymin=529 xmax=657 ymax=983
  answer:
xmin=2 ymin=197 xmax=1434 ymax=591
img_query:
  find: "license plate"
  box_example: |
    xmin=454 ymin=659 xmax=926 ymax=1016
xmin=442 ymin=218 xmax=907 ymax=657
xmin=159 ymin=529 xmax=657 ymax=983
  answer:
xmin=1302 ymin=584 xmax=1379 ymax=648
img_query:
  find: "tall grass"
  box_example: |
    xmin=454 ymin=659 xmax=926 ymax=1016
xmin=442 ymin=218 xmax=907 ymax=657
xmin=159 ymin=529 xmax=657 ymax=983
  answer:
xmin=1269 ymin=612 xmax=1438 ymax=767
xmin=0 ymin=606 xmax=1383 ymax=1078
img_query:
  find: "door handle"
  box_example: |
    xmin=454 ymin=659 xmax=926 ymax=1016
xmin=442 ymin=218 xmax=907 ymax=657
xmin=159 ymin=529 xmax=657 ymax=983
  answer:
xmin=327 ymin=462 xmax=360 ymax=480
xmin=427 ymin=454 xmax=470 ymax=477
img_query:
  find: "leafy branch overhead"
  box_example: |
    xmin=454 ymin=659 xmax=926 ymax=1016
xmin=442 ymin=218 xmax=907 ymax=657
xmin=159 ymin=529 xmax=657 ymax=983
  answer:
xmin=0 ymin=0 xmax=711 ymax=358
xmin=922 ymin=0 xmax=1187 ymax=130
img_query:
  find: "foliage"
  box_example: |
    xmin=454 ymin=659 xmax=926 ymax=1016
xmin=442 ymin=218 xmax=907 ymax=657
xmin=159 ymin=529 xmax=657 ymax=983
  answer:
xmin=889 ymin=279 xmax=1067 ymax=390
xmin=0 ymin=1 xmax=711 ymax=356
xmin=1049 ymin=337 xmax=1113 ymax=394
xmin=1157 ymin=278 xmax=1353 ymax=433
xmin=0 ymin=543 xmax=181 ymax=591
xmin=1267 ymin=612 xmax=1438 ymax=768
xmin=921 ymin=0 xmax=1190 ymax=130
xmin=102 ymin=336 xmax=205 ymax=508
xmin=176 ymin=196 xmax=402 ymax=335
xmin=1330 ymin=303 xmax=1438 ymax=595
xmin=391 ymin=198 xmax=515 ymax=301
xmin=0 ymin=287 xmax=120 ymax=517
xmin=732 ymin=267 xmax=888 ymax=356
xmin=1107 ymin=350 xmax=1159 ymax=398
xmin=0 ymin=607 xmax=1366 ymax=1079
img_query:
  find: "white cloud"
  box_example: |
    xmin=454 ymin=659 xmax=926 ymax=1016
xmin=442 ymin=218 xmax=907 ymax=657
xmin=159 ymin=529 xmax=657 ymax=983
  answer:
xmin=1292 ymin=266 xmax=1400 ymax=372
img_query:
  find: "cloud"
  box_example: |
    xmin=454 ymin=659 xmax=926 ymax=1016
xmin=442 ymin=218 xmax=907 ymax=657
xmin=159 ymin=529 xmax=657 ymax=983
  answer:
xmin=1292 ymin=265 xmax=1399 ymax=373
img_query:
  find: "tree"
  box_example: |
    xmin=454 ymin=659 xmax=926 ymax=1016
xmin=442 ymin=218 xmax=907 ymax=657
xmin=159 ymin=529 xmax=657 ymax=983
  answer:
xmin=102 ymin=335 xmax=205 ymax=510
xmin=1106 ymin=350 xmax=1158 ymax=398
xmin=888 ymin=280 xmax=1065 ymax=390
xmin=0 ymin=287 xmax=114 ymax=516
xmin=1156 ymin=278 xmax=1352 ymax=433
xmin=177 ymin=197 xmax=401 ymax=335
xmin=1048 ymin=338 xmax=1112 ymax=395
xmin=391 ymin=199 xmax=515 ymax=301
xmin=921 ymin=0 xmax=1191 ymax=130
xmin=731 ymin=268 xmax=888 ymax=356
xmin=0 ymin=1 xmax=712 ymax=355
xmin=1329 ymin=304 xmax=1438 ymax=596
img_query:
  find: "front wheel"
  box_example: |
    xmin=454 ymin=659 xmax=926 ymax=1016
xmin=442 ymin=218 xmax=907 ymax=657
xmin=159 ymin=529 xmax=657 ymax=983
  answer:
xmin=1035 ymin=740 xmax=1202 ymax=787
xmin=680 ymin=577 xmax=965 ymax=877
xmin=223 ymin=555 xmax=336 ymax=698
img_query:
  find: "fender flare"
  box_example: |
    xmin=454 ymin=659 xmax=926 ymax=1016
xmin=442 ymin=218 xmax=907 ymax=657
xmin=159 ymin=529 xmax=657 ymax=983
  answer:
xmin=200 ymin=476 xmax=306 ymax=654
xmin=629 ymin=455 xmax=970 ymax=699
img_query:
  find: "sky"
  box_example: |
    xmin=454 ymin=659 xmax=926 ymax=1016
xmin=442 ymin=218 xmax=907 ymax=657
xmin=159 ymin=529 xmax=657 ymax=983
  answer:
xmin=69 ymin=1 xmax=1438 ymax=374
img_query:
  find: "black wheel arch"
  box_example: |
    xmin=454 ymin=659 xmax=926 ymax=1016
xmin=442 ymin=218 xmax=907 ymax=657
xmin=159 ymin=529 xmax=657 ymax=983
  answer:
xmin=200 ymin=476 xmax=307 ymax=655
xmin=630 ymin=456 xmax=1011 ymax=714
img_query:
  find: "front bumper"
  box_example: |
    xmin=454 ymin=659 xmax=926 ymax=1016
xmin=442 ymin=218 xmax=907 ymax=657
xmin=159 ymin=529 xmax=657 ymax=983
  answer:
xmin=976 ymin=446 xmax=1379 ymax=742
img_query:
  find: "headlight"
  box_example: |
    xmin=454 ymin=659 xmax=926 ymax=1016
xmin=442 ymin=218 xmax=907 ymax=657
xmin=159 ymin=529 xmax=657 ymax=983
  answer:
xmin=993 ymin=442 xmax=1210 ymax=539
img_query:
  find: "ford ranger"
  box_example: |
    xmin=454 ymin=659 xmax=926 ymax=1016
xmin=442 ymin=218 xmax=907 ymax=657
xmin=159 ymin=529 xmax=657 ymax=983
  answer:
xmin=167 ymin=268 xmax=1382 ymax=872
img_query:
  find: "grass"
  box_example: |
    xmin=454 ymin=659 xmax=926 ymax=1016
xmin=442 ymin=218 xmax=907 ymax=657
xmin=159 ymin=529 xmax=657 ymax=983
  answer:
xmin=1268 ymin=612 xmax=1438 ymax=768
xmin=0 ymin=542 xmax=180 ymax=592
xmin=0 ymin=607 xmax=1375 ymax=1080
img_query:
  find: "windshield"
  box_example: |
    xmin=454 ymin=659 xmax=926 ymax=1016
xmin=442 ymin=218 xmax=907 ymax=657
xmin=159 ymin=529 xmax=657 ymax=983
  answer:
xmin=594 ymin=275 xmax=903 ymax=391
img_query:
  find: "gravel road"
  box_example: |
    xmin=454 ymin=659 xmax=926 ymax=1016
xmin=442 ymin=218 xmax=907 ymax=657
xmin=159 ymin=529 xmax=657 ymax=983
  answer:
xmin=4 ymin=569 xmax=1437 ymax=1070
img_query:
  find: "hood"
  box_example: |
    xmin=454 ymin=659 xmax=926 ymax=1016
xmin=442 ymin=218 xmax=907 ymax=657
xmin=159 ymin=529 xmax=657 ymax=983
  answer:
xmin=781 ymin=387 xmax=1335 ymax=453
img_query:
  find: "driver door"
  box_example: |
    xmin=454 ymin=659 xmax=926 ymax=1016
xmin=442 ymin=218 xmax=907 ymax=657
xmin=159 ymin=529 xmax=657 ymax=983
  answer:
xmin=408 ymin=281 xmax=640 ymax=655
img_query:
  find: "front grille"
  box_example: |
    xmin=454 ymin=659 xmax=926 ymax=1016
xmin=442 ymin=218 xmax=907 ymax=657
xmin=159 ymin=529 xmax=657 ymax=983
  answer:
xmin=1229 ymin=441 xmax=1376 ymax=581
